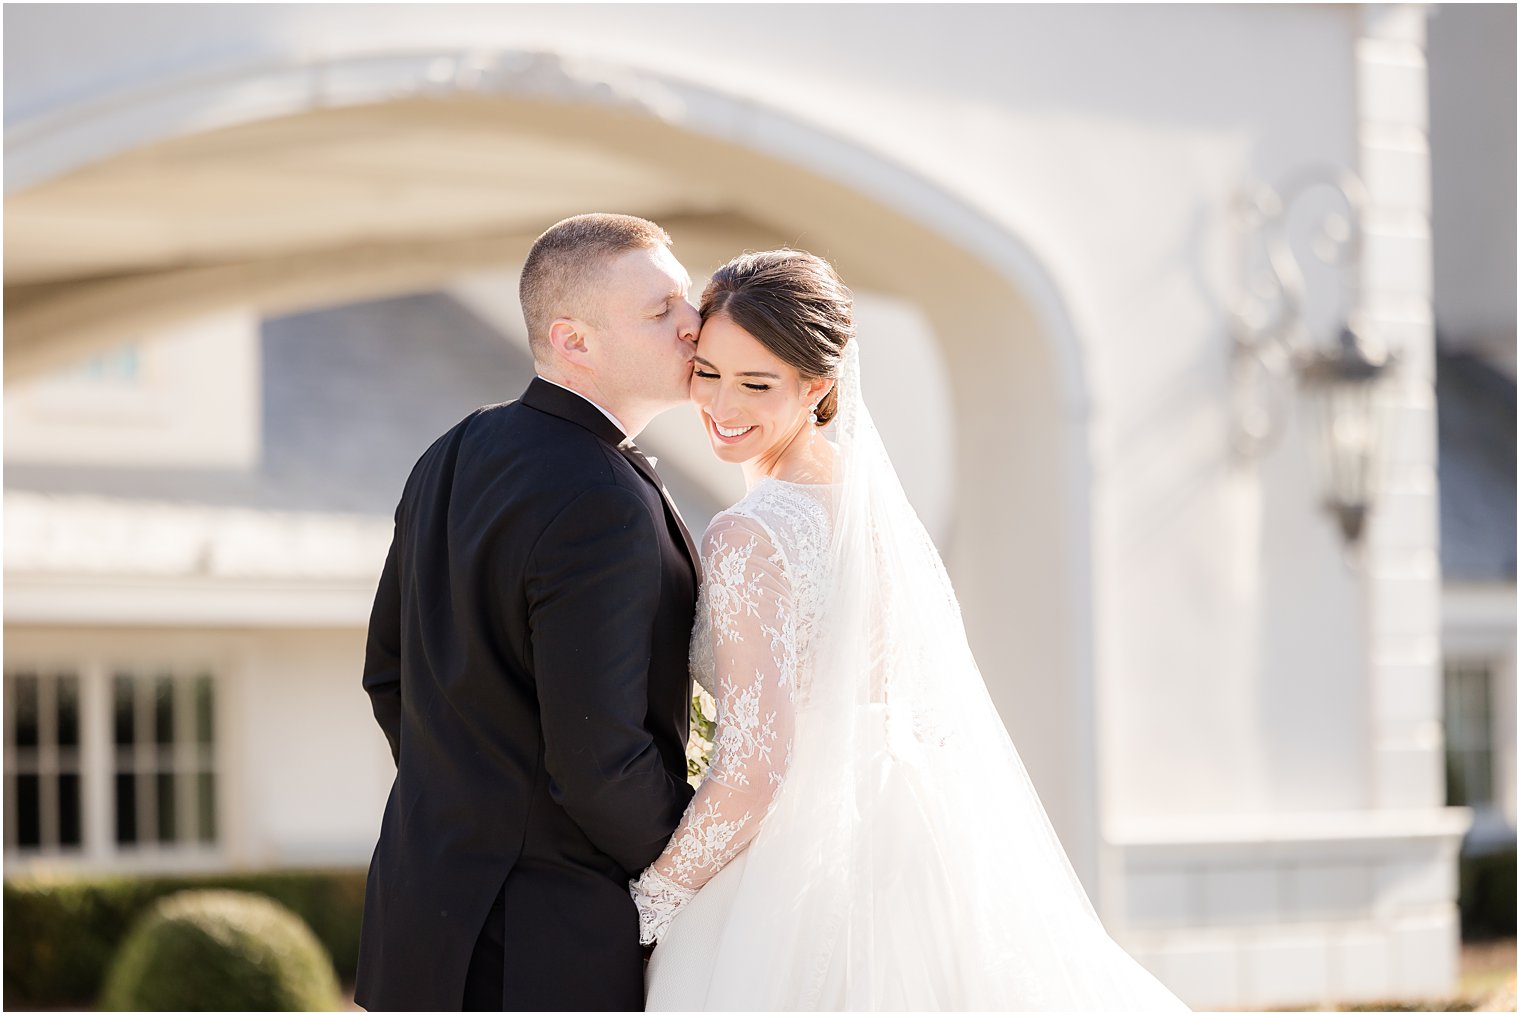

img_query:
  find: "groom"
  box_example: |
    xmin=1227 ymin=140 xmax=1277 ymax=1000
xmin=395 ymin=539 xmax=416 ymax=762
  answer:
xmin=356 ymin=214 xmax=703 ymax=1011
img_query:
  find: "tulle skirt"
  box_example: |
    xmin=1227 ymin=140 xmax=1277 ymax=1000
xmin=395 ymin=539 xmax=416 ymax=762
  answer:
xmin=646 ymin=704 xmax=1189 ymax=1012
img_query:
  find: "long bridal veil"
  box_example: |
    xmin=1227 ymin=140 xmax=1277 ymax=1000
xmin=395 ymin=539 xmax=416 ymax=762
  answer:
xmin=650 ymin=340 xmax=1189 ymax=1011
xmin=791 ymin=340 xmax=1186 ymax=1010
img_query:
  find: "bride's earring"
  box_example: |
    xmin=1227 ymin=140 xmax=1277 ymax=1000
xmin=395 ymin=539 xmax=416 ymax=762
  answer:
xmin=808 ymin=403 xmax=819 ymax=425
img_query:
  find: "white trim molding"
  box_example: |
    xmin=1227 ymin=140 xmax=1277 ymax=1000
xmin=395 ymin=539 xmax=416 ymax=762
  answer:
xmin=6 ymin=573 xmax=379 ymax=629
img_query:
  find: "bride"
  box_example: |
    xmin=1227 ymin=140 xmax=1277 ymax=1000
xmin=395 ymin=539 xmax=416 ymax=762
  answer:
xmin=630 ymin=250 xmax=1189 ymax=1012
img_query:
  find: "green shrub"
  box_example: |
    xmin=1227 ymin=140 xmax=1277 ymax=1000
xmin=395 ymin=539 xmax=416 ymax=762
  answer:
xmin=4 ymin=868 xmax=365 ymax=1009
xmin=100 ymin=890 xmax=340 ymax=1011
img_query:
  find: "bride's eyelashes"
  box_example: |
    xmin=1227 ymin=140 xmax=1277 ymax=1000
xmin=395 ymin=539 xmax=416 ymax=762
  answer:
xmin=693 ymin=369 xmax=771 ymax=392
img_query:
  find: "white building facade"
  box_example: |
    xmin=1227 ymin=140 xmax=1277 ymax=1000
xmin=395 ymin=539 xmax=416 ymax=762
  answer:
xmin=3 ymin=5 xmax=1481 ymax=1008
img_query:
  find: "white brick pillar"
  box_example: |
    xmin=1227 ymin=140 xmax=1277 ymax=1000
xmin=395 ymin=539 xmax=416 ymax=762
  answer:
xmin=1357 ymin=2 xmax=1446 ymax=813
xmin=1357 ymin=3 xmax=1467 ymax=1000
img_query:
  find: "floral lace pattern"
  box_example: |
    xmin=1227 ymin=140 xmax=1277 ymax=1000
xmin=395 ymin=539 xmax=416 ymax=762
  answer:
xmin=631 ymin=480 xmax=832 ymax=944
xmin=630 ymin=865 xmax=696 ymax=948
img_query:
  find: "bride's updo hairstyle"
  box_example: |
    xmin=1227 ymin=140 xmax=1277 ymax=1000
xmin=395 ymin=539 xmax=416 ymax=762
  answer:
xmin=699 ymin=249 xmax=854 ymax=427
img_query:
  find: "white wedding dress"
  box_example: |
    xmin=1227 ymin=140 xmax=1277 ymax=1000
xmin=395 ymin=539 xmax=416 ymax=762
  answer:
xmin=631 ymin=344 xmax=1189 ymax=1012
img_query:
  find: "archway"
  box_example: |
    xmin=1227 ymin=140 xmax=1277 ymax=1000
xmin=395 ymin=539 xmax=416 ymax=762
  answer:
xmin=5 ymin=49 xmax=1104 ymax=894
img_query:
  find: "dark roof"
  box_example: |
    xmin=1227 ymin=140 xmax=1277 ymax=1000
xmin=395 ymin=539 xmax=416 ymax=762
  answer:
xmin=1437 ymin=348 xmax=1517 ymax=583
xmin=5 ymin=291 xmax=725 ymax=528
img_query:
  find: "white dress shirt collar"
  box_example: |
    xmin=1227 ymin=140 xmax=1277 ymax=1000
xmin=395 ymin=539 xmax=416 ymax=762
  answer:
xmin=535 ymin=375 xmax=628 ymax=438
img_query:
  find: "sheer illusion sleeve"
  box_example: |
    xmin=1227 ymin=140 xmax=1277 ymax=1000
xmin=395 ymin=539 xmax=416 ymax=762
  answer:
xmin=630 ymin=512 xmax=798 ymax=945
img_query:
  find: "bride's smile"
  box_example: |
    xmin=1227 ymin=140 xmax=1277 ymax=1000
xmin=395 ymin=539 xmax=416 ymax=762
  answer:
xmin=707 ymin=415 xmax=757 ymax=443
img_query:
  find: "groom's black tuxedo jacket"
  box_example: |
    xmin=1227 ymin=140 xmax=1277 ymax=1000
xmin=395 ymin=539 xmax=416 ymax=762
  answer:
xmin=355 ymin=378 xmax=698 ymax=1012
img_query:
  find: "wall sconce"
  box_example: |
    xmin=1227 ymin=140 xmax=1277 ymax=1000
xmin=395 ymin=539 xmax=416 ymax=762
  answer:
xmin=1230 ymin=165 xmax=1398 ymax=547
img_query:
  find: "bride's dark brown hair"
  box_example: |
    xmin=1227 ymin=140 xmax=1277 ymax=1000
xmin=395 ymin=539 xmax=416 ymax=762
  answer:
xmin=698 ymin=249 xmax=854 ymax=427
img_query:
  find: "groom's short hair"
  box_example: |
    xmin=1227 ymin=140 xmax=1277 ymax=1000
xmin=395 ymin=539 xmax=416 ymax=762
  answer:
xmin=520 ymin=213 xmax=673 ymax=361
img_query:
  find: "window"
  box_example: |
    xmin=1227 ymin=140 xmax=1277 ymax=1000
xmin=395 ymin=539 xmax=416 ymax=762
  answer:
xmin=4 ymin=670 xmax=83 ymax=854
xmin=4 ymin=664 xmax=219 ymax=863
xmin=4 ymin=310 xmax=261 ymax=468
xmin=112 ymin=672 xmax=217 ymax=848
xmin=1444 ymin=658 xmax=1496 ymax=809
xmin=70 ymin=344 xmax=141 ymax=385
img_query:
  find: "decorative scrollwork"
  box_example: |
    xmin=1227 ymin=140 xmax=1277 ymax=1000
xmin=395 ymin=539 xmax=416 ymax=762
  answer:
xmin=1228 ymin=166 xmax=1369 ymax=459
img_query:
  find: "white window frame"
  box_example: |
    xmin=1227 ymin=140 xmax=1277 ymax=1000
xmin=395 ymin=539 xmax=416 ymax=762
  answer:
xmin=109 ymin=668 xmax=219 ymax=855
xmin=3 ymin=668 xmax=84 ymax=856
xmin=4 ymin=654 xmax=228 ymax=875
xmin=1441 ymin=582 xmax=1518 ymax=850
xmin=1443 ymin=656 xmax=1499 ymax=809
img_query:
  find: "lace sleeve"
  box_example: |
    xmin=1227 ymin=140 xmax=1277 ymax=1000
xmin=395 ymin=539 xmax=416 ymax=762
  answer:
xmin=630 ymin=512 xmax=798 ymax=945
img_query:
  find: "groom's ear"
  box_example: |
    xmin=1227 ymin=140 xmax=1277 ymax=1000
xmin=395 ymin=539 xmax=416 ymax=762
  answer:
xmin=548 ymin=317 xmax=591 ymax=362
